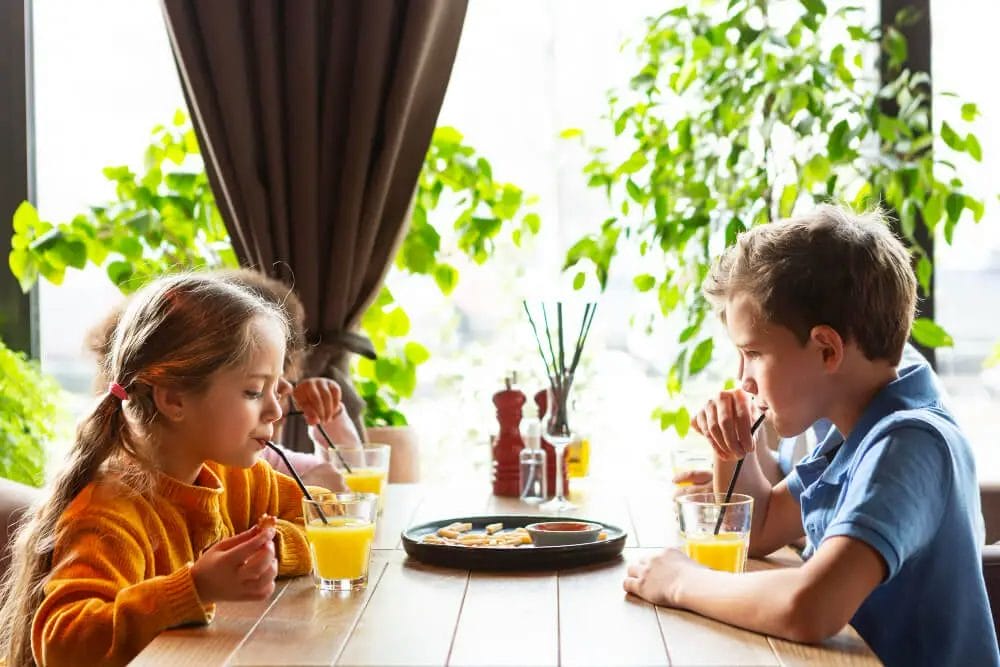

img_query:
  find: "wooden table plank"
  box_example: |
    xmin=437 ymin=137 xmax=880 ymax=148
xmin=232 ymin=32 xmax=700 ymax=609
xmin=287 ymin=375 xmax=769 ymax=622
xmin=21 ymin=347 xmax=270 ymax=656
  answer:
xmin=131 ymin=580 xmax=291 ymax=667
xmin=336 ymin=554 xmax=470 ymax=666
xmin=656 ymin=607 xmax=780 ymax=666
xmin=768 ymin=631 xmax=882 ymax=666
xmin=448 ymin=570 xmax=559 ymax=666
xmin=560 ymin=553 xmax=668 ymax=666
xmin=227 ymin=556 xmax=390 ymax=666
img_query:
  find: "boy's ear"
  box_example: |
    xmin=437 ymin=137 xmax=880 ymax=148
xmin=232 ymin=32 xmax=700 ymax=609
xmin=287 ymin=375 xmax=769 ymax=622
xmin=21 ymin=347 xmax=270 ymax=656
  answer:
xmin=151 ymin=384 xmax=186 ymax=422
xmin=810 ymin=324 xmax=845 ymax=371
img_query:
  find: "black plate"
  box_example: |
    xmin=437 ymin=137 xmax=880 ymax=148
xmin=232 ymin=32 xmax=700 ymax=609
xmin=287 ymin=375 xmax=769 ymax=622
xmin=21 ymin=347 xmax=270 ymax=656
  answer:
xmin=401 ymin=515 xmax=627 ymax=571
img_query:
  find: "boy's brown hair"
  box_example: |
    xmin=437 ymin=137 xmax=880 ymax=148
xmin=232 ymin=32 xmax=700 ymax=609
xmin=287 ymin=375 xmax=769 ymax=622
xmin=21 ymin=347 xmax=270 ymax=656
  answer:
xmin=704 ymin=204 xmax=917 ymax=365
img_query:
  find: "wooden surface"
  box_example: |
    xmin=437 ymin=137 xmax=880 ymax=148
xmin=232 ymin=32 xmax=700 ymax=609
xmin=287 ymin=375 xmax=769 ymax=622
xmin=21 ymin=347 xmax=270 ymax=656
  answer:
xmin=134 ymin=482 xmax=881 ymax=666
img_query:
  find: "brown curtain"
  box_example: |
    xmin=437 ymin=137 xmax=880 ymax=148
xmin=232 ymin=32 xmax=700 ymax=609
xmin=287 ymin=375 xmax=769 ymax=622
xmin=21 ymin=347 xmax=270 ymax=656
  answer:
xmin=160 ymin=0 xmax=468 ymax=449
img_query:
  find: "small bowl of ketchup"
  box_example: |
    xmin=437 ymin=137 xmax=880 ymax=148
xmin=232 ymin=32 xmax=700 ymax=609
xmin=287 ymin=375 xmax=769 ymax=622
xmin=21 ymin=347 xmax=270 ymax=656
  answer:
xmin=525 ymin=521 xmax=603 ymax=546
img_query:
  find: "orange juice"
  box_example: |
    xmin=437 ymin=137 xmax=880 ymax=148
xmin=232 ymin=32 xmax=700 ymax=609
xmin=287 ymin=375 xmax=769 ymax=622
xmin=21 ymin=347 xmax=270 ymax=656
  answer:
xmin=683 ymin=532 xmax=748 ymax=573
xmin=306 ymin=517 xmax=376 ymax=581
xmin=344 ymin=467 xmax=388 ymax=512
xmin=567 ymin=437 xmax=591 ymax=478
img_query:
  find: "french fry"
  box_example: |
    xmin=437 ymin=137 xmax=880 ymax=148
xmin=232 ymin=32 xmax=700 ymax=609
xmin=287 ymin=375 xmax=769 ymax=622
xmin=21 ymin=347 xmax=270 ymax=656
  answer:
xmin=438 ymin=528 xmax=461 ymax=538
xmin=485 ymin=522 xmax=503 ymax=535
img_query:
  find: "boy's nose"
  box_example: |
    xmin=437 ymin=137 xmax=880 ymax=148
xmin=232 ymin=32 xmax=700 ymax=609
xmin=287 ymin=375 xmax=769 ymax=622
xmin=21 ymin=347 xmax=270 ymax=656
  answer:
xmin=741 ymin=376 xmax=758 ymax=395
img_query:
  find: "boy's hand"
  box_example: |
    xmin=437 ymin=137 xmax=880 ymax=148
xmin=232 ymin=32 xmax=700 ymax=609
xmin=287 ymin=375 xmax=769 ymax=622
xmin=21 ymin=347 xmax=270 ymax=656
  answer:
xmin=691 ymin=389 xmax=756 ymax=460
xmin=623 ymin=548 xmax=692 ymax=607
xmin=191 ymin=524 xmax=278 ymax=603
xmin=292 ymin=377 xmax=344 ymax=426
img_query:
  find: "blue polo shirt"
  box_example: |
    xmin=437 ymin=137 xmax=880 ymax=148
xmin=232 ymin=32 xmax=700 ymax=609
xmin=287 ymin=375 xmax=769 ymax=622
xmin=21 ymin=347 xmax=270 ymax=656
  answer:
xmin=787 ymin=364 xmax=999 ymax=666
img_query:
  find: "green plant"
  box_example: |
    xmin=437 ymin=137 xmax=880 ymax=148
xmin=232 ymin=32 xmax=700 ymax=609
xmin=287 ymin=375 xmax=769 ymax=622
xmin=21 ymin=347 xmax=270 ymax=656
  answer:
xmin=0 ymin=338 xmax=60 ymax=486
xmin=562 ymin=1 xmax=986 ymax=434
xmin=9 ymin=114 xmax=537 ymax=427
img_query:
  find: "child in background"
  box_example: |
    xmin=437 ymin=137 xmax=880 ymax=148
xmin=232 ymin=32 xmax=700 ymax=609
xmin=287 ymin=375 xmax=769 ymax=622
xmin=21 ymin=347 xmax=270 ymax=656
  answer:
xmin=624 ymin=206 xmax=998 ymax=666
xmin=0 ymin=274 xmax=319 ymax=666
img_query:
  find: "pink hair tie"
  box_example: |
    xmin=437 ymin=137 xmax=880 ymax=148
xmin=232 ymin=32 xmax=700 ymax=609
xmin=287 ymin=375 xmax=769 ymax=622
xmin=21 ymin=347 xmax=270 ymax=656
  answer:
xmin=108 ymin=382 xmax=129 ymax=401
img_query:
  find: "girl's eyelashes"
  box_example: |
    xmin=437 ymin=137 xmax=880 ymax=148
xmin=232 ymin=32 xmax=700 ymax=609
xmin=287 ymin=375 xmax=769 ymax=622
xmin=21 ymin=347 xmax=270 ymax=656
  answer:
xmin=244 ymin=389 xmax=264 ymax=399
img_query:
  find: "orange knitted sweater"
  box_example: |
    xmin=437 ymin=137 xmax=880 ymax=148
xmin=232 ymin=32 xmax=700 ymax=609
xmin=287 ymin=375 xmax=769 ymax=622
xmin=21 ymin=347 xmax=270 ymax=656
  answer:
xmin=31 ymin=459 xmax=315 ymax=666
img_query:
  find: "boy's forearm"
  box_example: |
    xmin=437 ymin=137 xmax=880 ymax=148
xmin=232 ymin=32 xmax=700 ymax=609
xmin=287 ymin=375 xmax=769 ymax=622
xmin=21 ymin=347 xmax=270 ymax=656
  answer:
xmin=674 ymin=564 xmax=821 ymax=643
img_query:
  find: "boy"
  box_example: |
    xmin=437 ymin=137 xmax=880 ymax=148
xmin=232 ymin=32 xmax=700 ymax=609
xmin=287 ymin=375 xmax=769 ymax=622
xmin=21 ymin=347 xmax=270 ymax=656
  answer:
xmin=623 ymin=205 xmax=999 ymax=666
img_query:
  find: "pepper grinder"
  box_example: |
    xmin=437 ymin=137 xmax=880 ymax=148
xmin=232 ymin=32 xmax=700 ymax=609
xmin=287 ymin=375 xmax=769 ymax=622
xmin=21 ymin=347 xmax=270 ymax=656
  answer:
xmin=491 ymin=375 xmax=526 ymax=497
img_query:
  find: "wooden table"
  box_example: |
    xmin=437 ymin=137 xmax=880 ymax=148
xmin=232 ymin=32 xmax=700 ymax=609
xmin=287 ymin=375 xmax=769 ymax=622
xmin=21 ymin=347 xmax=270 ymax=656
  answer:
xmin=133 ymin=482 xmax=880 ymax=666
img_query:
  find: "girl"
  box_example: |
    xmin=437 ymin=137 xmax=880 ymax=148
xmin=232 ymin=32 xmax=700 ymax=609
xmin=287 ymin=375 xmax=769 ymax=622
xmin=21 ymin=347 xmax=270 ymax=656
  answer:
xmin=84 ymin=268 xmax=362 ymax=490
xmin=0 ymin=274 xmax=319 ymax=666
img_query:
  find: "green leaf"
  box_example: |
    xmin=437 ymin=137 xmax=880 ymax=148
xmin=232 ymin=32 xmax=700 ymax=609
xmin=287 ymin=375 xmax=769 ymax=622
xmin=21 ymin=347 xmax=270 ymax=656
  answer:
xmin=799 ymin=0 xmax=827 ymax=15
xmin=633 ymin=274 xmax=656 ymax=292
xmin=12 ymin=201 xmax=39 ymax=234
xmin=106 ymin=260 xmax=133 ymax=287
xmin=885 ymin=26 xmax=908 ymax=69
xmin=573 ymin=272 xmax=586 ymax=290
xmin=674 ymin=405 xmax=691 ymax=438
xmin=560 ymin=128 xmax=584 ymax=139
xmin=617 ymin=151 xmax=648 ymax=175
xmin=910 ymin=318 xmax=953 ymax=348
xmin=688 ymin=338 xmax=714 ymax=376
xmin=804 ymin=154 xmax=831 ymax=186
xmin=940 ymin=122 xmax=965 ymax=151
xmin=725 ymin=217 xmax=745 ymax=246
xmin=966 ymin=196 xmax=985 ymax=222
xmin=403 ymin=342 xmax=430 ymax=365
xmin=945 ymin=192 xmax=964 ymax=223
xmin=433 ymin=264 xmax=459 ymax=295
xmin=384 ymin=308 xmax=411 ymax=337
xmin=779 ymin=184 xmax=798 ymax=218
xmin=691 ymin=35 xmax=712 ymax=61
xmin=916 ymin=255 xmax=932 ymax=294
xmin=961 ymin=103 xmax=979 ymax=122
xmin=966 ymin=134 xmax=982 ymax=161
xmin=827 ymin=120 xmax=850 ymax=161
xmin=522 ymin=212 xmax=541 ymax=234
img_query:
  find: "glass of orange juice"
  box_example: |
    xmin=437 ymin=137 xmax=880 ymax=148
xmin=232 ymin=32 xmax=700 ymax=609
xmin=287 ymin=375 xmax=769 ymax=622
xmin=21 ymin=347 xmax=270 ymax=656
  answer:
xmin=675 ymin=493 xmax=753 ymax=573
xmin=670 ymin=442 xmax=713 ymax=487
xmin=303 ymin=492 xmax=378 ymax=591
xmin=332 ymin=445 xmax=391 ymax=515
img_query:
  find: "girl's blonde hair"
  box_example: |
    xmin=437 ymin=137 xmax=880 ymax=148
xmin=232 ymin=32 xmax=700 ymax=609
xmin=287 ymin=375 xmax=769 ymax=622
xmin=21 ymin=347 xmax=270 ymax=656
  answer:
xmin=0 ymin=273 xmax=288 ymax=666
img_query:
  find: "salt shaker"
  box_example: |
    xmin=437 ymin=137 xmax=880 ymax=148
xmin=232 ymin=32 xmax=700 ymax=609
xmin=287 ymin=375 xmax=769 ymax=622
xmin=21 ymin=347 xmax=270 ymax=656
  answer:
xmin=519 ymin=416 xmax=547 ymax=504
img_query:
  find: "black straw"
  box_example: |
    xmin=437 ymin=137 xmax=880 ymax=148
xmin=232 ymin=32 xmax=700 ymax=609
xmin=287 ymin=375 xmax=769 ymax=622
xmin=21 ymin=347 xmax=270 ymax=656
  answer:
xmin=264 ymin=441 xmax=328 ymax=524
xmin=284 ymin=409 xmax=354 ymax=473
xmin=713 ymin=411 xmax=767 ymax=535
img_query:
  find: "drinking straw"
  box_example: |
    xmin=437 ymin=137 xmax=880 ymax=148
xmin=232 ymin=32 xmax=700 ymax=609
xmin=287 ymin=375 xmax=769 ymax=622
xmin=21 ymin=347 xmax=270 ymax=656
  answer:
xmin=264 ymin=441 xmax=328 ymax=525
xmin=712 ymin=411 xmax=767 ymax=535
xmin=284 ymin=410 xmax=354 ymax=473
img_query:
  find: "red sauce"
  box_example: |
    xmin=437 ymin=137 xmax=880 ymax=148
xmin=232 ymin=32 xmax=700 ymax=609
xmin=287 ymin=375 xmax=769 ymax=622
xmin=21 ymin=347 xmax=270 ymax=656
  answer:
xmin=533 ymin=522 xmax=593 ymax=532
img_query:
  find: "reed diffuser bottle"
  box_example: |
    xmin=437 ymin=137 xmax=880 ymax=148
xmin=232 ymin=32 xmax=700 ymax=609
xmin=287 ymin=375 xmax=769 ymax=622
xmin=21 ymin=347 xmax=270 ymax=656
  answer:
xmin=519 ymin=416 xmax=546 ymax=504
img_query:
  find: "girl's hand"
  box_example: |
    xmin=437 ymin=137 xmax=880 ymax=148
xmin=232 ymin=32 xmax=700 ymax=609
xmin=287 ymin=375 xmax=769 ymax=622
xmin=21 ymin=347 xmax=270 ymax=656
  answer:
xmin=691 ymin=389 xmax=756 ymax=461
xmin=191 ymin=524 xmax=278 ymax=603
xmin=623 ymin=548 xmax=692 ymax=607
xmin=292 ymin=377 xmax=344 ymax=426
